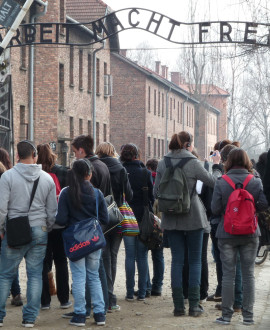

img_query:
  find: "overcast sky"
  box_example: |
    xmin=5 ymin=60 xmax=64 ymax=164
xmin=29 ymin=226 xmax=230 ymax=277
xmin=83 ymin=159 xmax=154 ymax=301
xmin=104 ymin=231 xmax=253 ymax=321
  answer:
xmin=104 ymin=0 xmax=262 ymax=68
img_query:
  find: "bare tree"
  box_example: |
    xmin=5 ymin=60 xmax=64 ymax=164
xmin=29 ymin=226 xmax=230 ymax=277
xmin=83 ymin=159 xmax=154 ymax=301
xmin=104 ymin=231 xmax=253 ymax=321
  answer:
xmin=126 ymin=40 xmax=158 ymax=70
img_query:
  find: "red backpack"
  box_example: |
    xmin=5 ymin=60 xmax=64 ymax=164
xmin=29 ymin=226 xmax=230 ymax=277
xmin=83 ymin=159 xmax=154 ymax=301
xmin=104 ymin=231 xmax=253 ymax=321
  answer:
xmin=49 ymin=172 xmax=61 ymax=198
xmin=222 ymin=174 xmax=257 ymax=235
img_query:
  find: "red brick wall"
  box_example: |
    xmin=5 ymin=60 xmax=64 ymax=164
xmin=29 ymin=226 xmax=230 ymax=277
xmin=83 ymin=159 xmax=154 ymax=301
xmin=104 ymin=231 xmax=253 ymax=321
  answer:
xmin=110 ymin=54 xmax=195 ymax=163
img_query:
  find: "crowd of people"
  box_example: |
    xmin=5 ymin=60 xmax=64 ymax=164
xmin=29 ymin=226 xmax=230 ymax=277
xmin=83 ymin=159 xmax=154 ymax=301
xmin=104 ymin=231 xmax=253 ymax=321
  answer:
xmin=0 ymin=132 xmax=269 ymax=328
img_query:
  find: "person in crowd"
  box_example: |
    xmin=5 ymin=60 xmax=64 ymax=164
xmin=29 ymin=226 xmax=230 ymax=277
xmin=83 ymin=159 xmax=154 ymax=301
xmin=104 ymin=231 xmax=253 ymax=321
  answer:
xmin=146 ymin=159 xmax=158 ymax=185
xmin=211 ymin=148 xmax=268 ymax=325
xmin=0 ymin=148 xmax=23 ymax=307
xmin=182 ymin=148 xmax=211 ymax=304
xmin=55 ymin=159 xmax=109 ymax=327
xmin=68 ymin=135 xmax=111 ymax=315
xmin=37 ymin=143 xmax=71 ymax=311
xmin=145 ymin=158 xmax=164 ymax=297
xmin=0 ymin=140 xmax=57 ymax=328
xmin=207 ymin=143 xmax=235 ymax=302
xmin=256 ymin=152 xmax=267 ymax=179
xmin=95 ymin=142 xmax=133 ymax=312
xmin=208 ymin=144 xmax=243 ymax=313
xmin=154 ymin=131 xmax=222 ymax=317
xmin=120 ymin=143 xmax=154 ymax=301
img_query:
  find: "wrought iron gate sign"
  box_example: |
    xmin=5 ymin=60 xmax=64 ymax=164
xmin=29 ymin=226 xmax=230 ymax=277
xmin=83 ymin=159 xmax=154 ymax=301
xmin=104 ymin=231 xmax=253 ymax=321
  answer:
xmin=0 ymin=8 xmax=269 ymax=47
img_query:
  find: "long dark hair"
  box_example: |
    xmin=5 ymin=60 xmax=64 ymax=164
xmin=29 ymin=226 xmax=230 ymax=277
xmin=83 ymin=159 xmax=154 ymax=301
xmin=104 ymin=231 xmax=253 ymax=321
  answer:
xmin=0 ymin=148 xmax=11 ymax=169
xmin=67 ymin=159 xmax=93 ymax=209
xmin=37 ymin=144 xmax=57 ymax=173
xmin=169 ymin=131 xmax=193 ymax=150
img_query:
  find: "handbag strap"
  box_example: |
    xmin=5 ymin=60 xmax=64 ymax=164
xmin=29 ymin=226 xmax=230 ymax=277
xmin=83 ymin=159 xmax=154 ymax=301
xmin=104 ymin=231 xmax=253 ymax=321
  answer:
xmin=28 ymin=177 xmax=40 ymax=212
xmin=94 ymin=188 xmax=99 ymax=220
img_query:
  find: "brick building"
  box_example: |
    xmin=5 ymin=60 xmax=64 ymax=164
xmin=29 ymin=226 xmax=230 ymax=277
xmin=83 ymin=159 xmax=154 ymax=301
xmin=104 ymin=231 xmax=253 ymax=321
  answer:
xmin=1 ymin=0 xmax=116 ymax=165
xmin=110 ymin=53 xmax=199 ymax=163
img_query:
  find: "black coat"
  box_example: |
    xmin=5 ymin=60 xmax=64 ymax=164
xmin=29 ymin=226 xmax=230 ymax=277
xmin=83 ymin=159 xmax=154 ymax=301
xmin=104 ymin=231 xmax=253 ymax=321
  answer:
xmin=86 ymin=155 xmax=112 ymax=197
xmin=123 ymin=160 xmax=154 ymax=223
xmin=51 ymin=164 xmax=69 ymax=189
xmin=99 ymin=156 xmax=133 ymax=206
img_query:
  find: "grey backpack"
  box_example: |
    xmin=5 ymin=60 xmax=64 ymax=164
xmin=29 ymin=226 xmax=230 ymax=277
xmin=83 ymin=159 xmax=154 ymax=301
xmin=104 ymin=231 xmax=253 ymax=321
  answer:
xmin=157 ymin=157 xmax=194 ymax=214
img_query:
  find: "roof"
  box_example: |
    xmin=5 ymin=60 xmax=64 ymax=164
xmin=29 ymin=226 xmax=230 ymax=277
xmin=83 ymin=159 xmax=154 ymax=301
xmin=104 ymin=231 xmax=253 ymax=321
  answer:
xmin=66 ymin=0 xmax=108 ymax=23
xmin=112 ymin=52 xmax=199 ymax=104
xmin=179 ymin=84 xmax=229 ymax=97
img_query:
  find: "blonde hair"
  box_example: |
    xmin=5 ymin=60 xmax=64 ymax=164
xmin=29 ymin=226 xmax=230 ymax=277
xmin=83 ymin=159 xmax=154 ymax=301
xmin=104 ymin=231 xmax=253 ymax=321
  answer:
xmin=95 ymin=142 xmax=116 ymax=157
xmin=0 ymin=161 xmax=6 ymax=175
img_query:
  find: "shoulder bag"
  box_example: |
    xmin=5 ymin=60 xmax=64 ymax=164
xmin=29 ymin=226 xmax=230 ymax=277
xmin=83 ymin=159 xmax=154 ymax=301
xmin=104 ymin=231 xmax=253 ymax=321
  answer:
xmin=139 ymin=169 xmax=163 ymax=249
xmin=6 ymin=177 xmax=40 ymax=247
xmin=117 ymin=169 xmax=139 ymax=236
xmin=62 ymin=189 xmax=106 ymax=262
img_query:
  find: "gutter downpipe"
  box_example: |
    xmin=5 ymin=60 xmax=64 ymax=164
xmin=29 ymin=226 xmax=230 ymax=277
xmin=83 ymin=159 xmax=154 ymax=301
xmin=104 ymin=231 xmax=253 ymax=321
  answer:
xmin=92 ymin=7 xmax=108 ymax=151
xmin=182 ymin=96 xmax=188 ymax=131
xmin=29 ymin=1 xmax=48 ymax=141
xmin=165 ymin=86 xmax=171 ymax=154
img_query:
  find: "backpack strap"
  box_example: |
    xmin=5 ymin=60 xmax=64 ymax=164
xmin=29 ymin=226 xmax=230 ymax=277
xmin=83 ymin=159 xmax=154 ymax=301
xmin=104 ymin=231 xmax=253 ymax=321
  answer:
xmin=222 ymin=175 xmax=236 ymax=189
xmin=242 ymin=174 xmax=254 ymax=189
xmin=177 ymin=157 xmax=194 ymax=169
xmin=142 ymin=168 xmax=149 ymax=207
xmin=164 ymin=157 xmax=172 ymax=168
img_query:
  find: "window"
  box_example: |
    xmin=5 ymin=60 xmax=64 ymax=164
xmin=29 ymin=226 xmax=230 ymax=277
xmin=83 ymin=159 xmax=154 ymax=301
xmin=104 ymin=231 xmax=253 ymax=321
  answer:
xmin=19 ymin=105 xmax=28 ymax=140
xmin=103 ymin=123 xmax=107 ymax=142
xmin=180 ymin=103 xmax=183 ymax=124
xmin=148 ymin=137 xmax=151 ymax=156
xmin=170 ymin=98 xmax=172 ymax=120
xmin=88 ymin=120 xmax=92 ymax=136
xmin=79 ymin=49 xmax=83 ymax=90
xmin=79 ymin=118 xmax=83 ymax=135
xmin=96 ymin=58 xmax=100 ymax=94
xmin=187 ymin=106 xmax=189 ymax=126
xmin=192 ymin=108 xmax=194 ymax=128
xmin=162 ymin=93 xmax=164 ymax=117
xmin=177 ymin=102 xmax=180 ymax=123
xmin=96 ymin=122 xmax=100 ymax=145
xmin=88 ymin=54 xmax=91 ymax=91
xmin=20 ymin=21 xmax=26 ymax=69
xmin=60 ymin=0 xmax=65 ymax=34
xmin=161 ymin=139 xmax=164 ymax=156
xmin=174 ymin=98 xmax=175 ymax=109
xmin=173 ymin=120 xmax=175 ymax=133
xmin=70 ymin=117 xmax=74 ymax=139
xmin=148 ymin=86 xmax=151 ymax=113
xmin=158 ymin=139 xmax=160 ymax=158
xmin=104 ymin=62 xmax=107 ymax=75
xmin=69 ymin=46 xmax=74 ymax=86
xmin=158 ymin=91 xmax=160 ymax=116
xmin=154 ymin=138 xmax=156 ymax=156
xmin=154 ymin=89 xmax=156 ymax=115
xmin=59 ymin=63 xmax=64 ymax=110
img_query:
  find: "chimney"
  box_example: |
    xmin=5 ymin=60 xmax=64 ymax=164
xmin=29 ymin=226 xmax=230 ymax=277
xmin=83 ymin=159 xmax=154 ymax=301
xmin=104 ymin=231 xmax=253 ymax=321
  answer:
xmin=171 ymin=72 xmax=181 ymax=86
xmin=155 ymin=61 xmax=161 ymax=75
xmin=120 ymin=49 xmax=127 ymax=57
xmin=165 ymin=66 xmax=169 ymax=80
xmin=161 ymin=65 xmax=166 ymax=78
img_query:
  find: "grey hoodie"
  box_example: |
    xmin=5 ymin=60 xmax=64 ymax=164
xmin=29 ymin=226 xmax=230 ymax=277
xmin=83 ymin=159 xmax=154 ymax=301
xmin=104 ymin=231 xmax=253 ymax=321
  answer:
xmin=0 ymin=163 xmax=57 ymax=235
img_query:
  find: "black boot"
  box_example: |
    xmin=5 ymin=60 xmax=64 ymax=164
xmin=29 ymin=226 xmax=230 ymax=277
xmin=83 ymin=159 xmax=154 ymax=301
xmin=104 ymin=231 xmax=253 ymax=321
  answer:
xmin=172 ymin=287 xmax=185 ymax=316
xmin=188 ymin=287 xmax=204 ymax=317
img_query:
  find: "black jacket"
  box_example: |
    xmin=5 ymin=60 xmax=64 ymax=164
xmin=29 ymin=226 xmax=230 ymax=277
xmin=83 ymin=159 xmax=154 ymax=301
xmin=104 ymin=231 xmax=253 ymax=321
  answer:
xmin=99 ymin=156 xmax=133 ymax=207
xmin=51 ymin=164 xmax=69 ymax=189
xmin=123 ymin=160 xmax=154 ymax=223
xmin=86 ymin=155 xmax=112 ymax=197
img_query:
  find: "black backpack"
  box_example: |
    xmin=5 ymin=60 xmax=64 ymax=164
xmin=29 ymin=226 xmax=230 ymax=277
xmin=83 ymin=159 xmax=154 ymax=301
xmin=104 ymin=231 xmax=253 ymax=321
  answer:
xmin=157 ymin=157 xmax=193 ymax=214
xmin=139 ymin=169 xmax=163 ymax=250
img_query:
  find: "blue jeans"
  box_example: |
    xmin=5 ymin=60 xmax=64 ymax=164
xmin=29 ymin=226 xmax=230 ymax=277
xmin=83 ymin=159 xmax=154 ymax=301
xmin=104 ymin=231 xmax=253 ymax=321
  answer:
xmin=218 ymin=237 xmax=259 ymax=321
xmin=146 ymin=248 xmax=164 ymax=293
xmin=69 ymin=249 xmax=104 ymax=315
xmin=167 ymin=229 xmax=204 ymax=289
xmin=0 ymin=226 xmax=47 ymax=322
xmin=123 ymin=235 xmax=148 ymax=298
